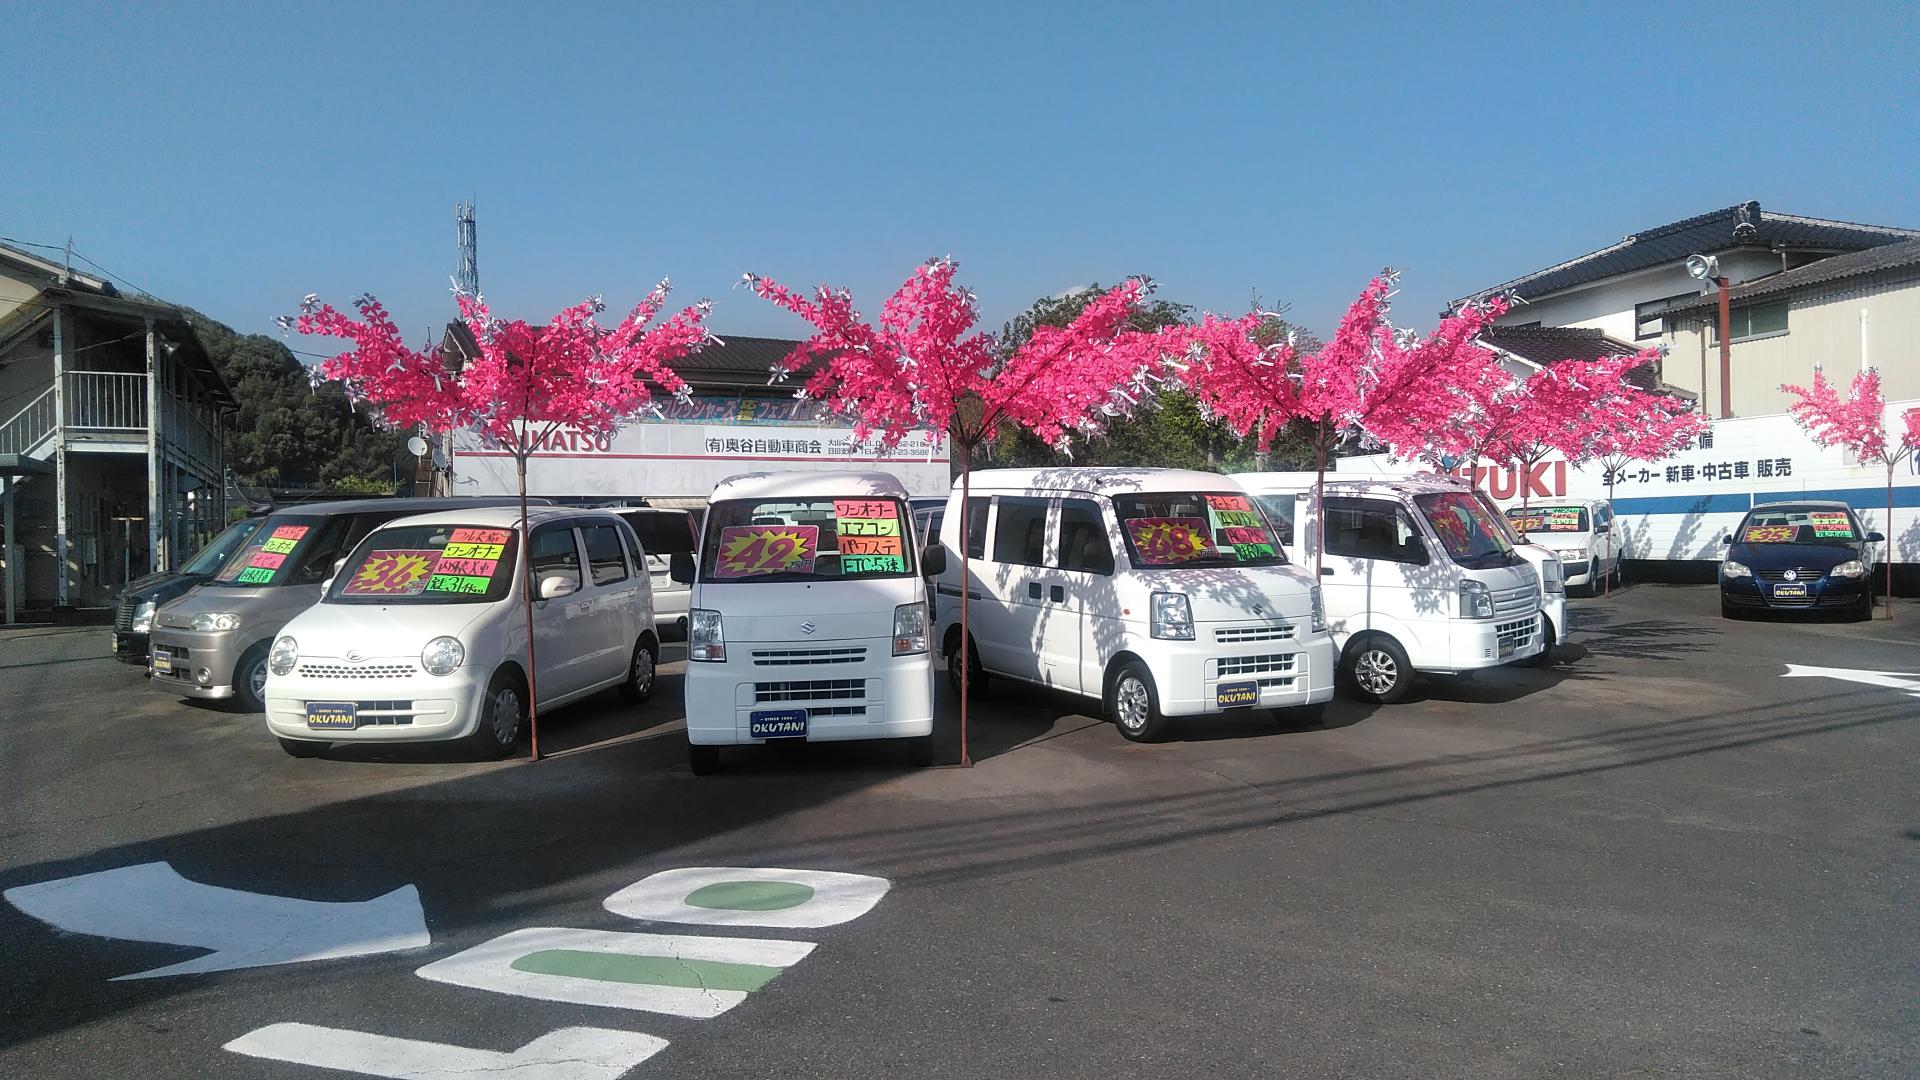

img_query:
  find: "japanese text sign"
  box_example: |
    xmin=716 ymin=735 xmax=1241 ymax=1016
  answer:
xmin=835 ymin=500 xmax=906 ymax=573
xmin=1808 ymin=512 xmax=1854 ymax=538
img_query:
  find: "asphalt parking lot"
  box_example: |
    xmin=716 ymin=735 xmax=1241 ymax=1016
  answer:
xmin=2 ymin=584 xmax=1917 ymax=1079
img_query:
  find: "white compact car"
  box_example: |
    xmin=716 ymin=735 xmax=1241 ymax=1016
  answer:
xmin=263 ymin=506 xmax=659 ymax=759
xmin=1240 ymin=474 xmax=1545 ymax=703
xmin=1504 ymin=499 xmax=1620 ymax=595
xmin=679 ymin=471 xmax=937 ymax=774
xmin=935 ymin=468 xmax=1336 ymax=742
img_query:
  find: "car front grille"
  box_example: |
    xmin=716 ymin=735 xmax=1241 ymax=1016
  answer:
xmin=1214 ymin=624 xmax=1295 ymax=644
xmin=1215 ymin=653 xmax=1297 ymax=678
xmin=1757 ymin=568 xmax=1821 ymax=583
xmin=297 ymin=663 xmax=418 ymax=680
xmin=1497 ymin=616 xmax=1537 ymax=653
xmin=313 ymin=700 xmax=416 ymax=725
xmin=751 ymin=647 xmax=867 ymax=667
xmin=114 ymin=596 xmax=138 ymax=631
xmin=1494 ymin=586 xmax=1537 ymax=618
xmin=754 ymin=679 xmax=867 ymax=704
xmin=152 ymin=644 xmax=193 ymax=680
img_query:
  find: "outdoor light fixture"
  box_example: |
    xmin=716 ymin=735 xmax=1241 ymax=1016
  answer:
xmin=1686 ymin=253 xmax=1734 ymax=420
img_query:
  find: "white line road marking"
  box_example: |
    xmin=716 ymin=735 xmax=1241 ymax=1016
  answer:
xmin=414 ymin=927 xmax=815 ymax=1018
xmin=604 ymin=866 xmax=892 ymax=928
xmin=1781 ymin=663 xmax=1920 ymax=696
xmin=2 ymin=862 xmax=430 ymax=980
xmin=225 ymin=1023 xmax=666 ymax=1080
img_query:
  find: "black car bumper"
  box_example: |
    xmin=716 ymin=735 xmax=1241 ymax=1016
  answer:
xmin=1722 ymin=576 xmax=1869 ymax=611
xmin=111 ymin=630 xmax=150 ymax=660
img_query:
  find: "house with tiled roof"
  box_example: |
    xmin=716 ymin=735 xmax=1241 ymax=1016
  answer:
xmin=1454 ymin=201 xmax=1919 ymax=416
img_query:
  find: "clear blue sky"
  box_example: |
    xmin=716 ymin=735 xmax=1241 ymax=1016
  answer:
xmin=4 ymin=1 xmax=1916 ymax=357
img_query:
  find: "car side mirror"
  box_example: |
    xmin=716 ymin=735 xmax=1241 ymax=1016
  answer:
xmin=323 ymin=557 xmax=347 ymax=589
xmin=1868 ymin=531 xmax=1886 ymax=543
xmin=1721 ymin=534 xmax=1732 ymax=545
xmin=539 ymin=575 xmax=577 ymax=601
xmin=921 ymin=545 xmax=948 ymax=577
xmin=669 ymin=552 xmax=696 ymax=584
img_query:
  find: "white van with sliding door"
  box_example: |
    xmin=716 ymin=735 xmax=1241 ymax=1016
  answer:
xmin=934 ymin=468 xmax=1336 ymax=742
xmin=677 ymin=471 xmax=938 ymax=774
xmin=1503 ymin=499 xmax=1620 ymax=595
xmin=1237 ymin=475 xmax=1544 ymax=703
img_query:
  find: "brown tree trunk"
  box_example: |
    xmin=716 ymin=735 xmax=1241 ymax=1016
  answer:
xmin=1314 ymin=417 xmax=1326 ymax=580
xmin=1887 ymin=462 xmax=1896 ymax=622
xmin=957 ymin=458 xmax=973 ymax=767
xmin=519 ymin=450 xmax=542 ymax=760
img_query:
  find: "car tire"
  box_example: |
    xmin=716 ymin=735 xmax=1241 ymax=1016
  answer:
xmin=1343 ymin=635 xmax=1414 ymax=704
xmin=1851 ymin=593 xmax=1874 ymax=623
xmin=1108 ymin=660 xmax=1169 ymax=742
xmin=907 ymin=735 xmax=934 ymax=767
xmin=233 ymin=643 xmax=272 ymax=713
xmin=619 ymin=637 xmax=659 ymax=703
xmin=688 ymin=742 xmax=720 ymax=776
xmin=469 ymin=670 xmax=526 ymax=760
xmin=277 ymin=736 xmax=324 ymax=759
xmin=1524 ymin=615 xmax=1557 ymax=667
xmin=946 ymin=634 xmax=989 ymax=700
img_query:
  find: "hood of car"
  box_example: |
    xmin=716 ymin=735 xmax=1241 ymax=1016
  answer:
xmin=1728 ymin=541 xmax=1864 ymax=572
xmin=281 ymin=602 xmax=491 ymax=658
xmin=119 ymin=571 xmax=205 ymax=606
xmin=1149 ymin=565 xmax=1320 ymax=623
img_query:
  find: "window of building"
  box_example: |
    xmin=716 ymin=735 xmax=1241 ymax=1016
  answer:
xmin=1054 ymin=499 xmax=1114 ymax=575
xmin=990 ymin=497 xmax=1049 ymax=568
xmin=1634 ymin=294 xmax=1696 ymax=340
xmin=1709 ymin=300 xmax=1790 ymax=344
xmin=582 ymin=524 xmax=629 ymax=586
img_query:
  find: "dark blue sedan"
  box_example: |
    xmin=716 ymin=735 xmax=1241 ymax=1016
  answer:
xmin=1720 ymin=501 xmax=1883 ymax=621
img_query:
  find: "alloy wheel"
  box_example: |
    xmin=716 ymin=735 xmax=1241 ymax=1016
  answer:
xmin=249 ymin=658 xmax=269 ymax=701
xmin=1115 ymin=674 xmax=1150 ymax=733
xmin=1355 ymin=649 xmax=1399 ymax=697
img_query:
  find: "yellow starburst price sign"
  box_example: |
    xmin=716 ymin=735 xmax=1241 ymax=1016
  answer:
xmin=342 ymin=549 xmax=441 ymax=596
xmin=714 ymin=525 xmax=819 ymax=578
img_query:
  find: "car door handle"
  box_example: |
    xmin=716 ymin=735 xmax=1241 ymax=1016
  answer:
xmin=1028 ymin=582 xmax=1043 ymax=599
xmin=1319 ymin=567 xmax=1334 ymax=577
xmin=1050 ymin=585 xmax=1065 ymax=603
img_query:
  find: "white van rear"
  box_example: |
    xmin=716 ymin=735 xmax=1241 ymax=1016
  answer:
xmin=1239 ymin=475 xmax=1544 ymax=702
xmin=678 ymin=471 xmax=936 ymax=774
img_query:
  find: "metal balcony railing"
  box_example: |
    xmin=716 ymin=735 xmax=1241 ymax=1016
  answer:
xmin=0 ymin=387 xmax=56 ymax=456
xmin=64 ymin=371 xmax=148 ymax=431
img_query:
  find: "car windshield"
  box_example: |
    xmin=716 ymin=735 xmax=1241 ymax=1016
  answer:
xmin=207 ymin=514 xmax=337 ymax=587
xmin=699 ymin=497 xmax=917 ymax=583
xmin=1414 ymin=491 xmax=1518 ymax=569
xmin=1111 ymin=492 xmax=1287 ymax=568
xmin=181 ymin=518 xmax=266 ymax=575
xmin=1738 ymin=508 xmax=1861 ymax=545
xmin=1506 ymin=505 xmax=1590 ymax=534
xmin=326 ymin=523 xmax=520 ymax=604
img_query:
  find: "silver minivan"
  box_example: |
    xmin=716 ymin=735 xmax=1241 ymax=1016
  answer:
xmin=149 ymin=496 xmax=540 ymax=710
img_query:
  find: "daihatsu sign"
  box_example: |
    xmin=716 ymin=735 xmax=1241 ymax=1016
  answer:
xmin=450 ymin=417 xmax=951 ymax=501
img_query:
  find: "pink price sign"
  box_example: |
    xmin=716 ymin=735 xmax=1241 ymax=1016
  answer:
xmin=1127 ymin=517 xmax=1213 ymax=565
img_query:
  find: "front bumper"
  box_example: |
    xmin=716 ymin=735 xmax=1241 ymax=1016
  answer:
xmin=148 ymin=628 xmax=250 ymax=700
xmin=265 ymin=662 xmax=492 ymax=744
xmin=684 ymin=636 xmax=935 ymax=747
xmin=1147 ymin=628 xmax=1337 ymax=717
xmin=1440 ymin=614 xmax=1545 ymax=672
xmin=1722 ymin=575 xmax=1867 ymax=611
xmin=111 ymin=630 xmax=150 ymax=661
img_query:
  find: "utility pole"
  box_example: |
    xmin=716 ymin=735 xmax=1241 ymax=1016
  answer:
xmin=456 ymin=202 xmax=479 ymax=297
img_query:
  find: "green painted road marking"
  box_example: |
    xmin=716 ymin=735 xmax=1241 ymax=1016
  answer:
xmin=510 ymin=950 xmax=784 ymax=993
xmin=683 ymin=880 xmax=815 ymax=912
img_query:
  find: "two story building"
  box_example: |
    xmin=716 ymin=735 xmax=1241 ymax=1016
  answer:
xmin=0 ymin=241 xmax=234 ymax=620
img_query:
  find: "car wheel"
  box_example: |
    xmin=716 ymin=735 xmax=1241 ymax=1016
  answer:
xmin=620 ymin=638 xmax=658 ymax=703
xmin=688 ymin=742 xmax=720 ymax=776
xmin=1108 ymin=661 xmax=1168 ymax=742
xmin=1344 ymin=635 xmax=1414 ymax=704
xmin=1524 ymin=615 xmax=1557 ymax=667
xmin=946 ymin=635 xmax=988 ymax=699
xmin=277 ymin=736 xmax=324 ymax=759
xmin=907 ymin=735 xmax=934 ymax=767
xmin=1851 ymin=593 xmax=1874 ymax=623
xmin=469 ymin=671 xmax=526 ymax=760
xmin=234 ymin=643 xmax=271 ymax=712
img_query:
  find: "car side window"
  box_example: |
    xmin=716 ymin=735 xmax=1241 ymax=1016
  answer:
xmin=1253 ymin=495 xmax=1296 ymax=546
xmin=529 ymin=527 xmax=584 ymax=592
xmin=1055 ymin=499 xmax=1114 ymax=575
xmin=583 ymin=524 xmax=629 ymax=586
xmin=991 ymin=496 xmax=1049 ymax=568
xmin=963 ymin=497 xmax=989 ymax=559
xmin=289 ymin=518 xmax=351 ymax=584
xmin=1324 ymin=499 xmax=1428 ymax=565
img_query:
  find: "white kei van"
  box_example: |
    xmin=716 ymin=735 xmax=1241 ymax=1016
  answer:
xmin=1237 ymin=475 xmax=1545 ymax=703
xmin=1503 ymin=499 xmax=1620 ymax=595
xmin=263 ymin=507 xmax=659 ymax=759
xmin=934 ymin=468 xmax=1336 ymax=742
xmin=677 ymin=471 xmax=937 ymax=774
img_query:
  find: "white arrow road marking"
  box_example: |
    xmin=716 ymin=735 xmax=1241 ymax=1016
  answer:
xmin=225 ymin=1023 xmax=666 ymax=1080
xmin=415 ymin=927 xmax=815 ymax=1018
xmin=2 ymin=862 xmax=430 ymax=980
xmin=1781 ymin=664 xmax=1920 ymax=696
xmin=603 ymin=866 xmax=891 ymax=928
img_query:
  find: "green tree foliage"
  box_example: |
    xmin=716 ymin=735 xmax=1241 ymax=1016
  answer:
xmin=186 ymin=312 xmax=403 ymax=487
xmin=989 ymin=286 xmax=1324 ymax=473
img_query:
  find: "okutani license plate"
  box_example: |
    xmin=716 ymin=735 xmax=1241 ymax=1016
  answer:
xmin=1215 ymin=681 xmax=1261 ymax=709
xmin=750 ymin=709 xmax=808 ymax=739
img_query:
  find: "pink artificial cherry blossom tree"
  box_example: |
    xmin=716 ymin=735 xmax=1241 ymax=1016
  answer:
xmin=749 ymin=258 xmax=1175 ymax=765
xmin=290 ymin=284 xmax=714 ymax=757
xmin=1781 ymin=366 xmax=1920 ymax=620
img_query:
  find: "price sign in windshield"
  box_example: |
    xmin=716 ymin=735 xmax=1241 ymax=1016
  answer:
xmin=1128 ymin=517 xmax=1213 ymax=565
xmin=1743 ymin=524 xmax=1799 ymax=544
xmin=715 ymin=525 xmax=819 ymax=579
xmin=1808 ymin=512 xmax=1854 ymax=538
xmin=343 ymin=550 xmax=441 ymax=596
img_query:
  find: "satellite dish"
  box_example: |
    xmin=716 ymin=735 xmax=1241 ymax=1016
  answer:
xmin=1684 ymin=254 xmax=1720 ymax=282
xmin=406 ymin=436 xmax=429 ymax=457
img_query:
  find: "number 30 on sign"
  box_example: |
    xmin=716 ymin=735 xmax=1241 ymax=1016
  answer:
xmin=715 ymin=526 xmax=819 ymax=578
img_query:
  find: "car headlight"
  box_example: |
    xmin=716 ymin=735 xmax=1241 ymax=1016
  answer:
xmin=192 ymin=612 xmax=242 ymax=632
xmin=1458 ymin=579 xmax=1494 ymax=619
xmin=1721 ymin=560 xmax=1753 ymax=580
xmin=1556 ymin=548 xmax=1586 ymax=560
xmin=1309 ymin=585 xmax=1327 ymax=634
xmin=689 ymin=608 xmax=726 ymax=662
xmin=892 ymin=602 xmax=929 ymax=656
xmin=131 ymin=599 xmax=156 ymax=633
xmin=1829 ymin=560 xmax=1867 ymax=579
xmin=1150 ymin=591 xmax=1194 ymax=640
xmin=269 ymin=636 xmax=299 ymax=676
xmin=421 ymin=636 xmax=465 ymax=676
xmin=1542 ymin=559 xmax=1565 ymax=595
